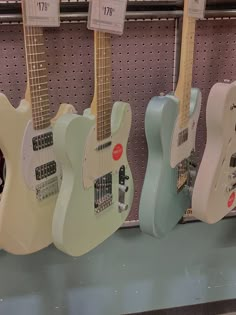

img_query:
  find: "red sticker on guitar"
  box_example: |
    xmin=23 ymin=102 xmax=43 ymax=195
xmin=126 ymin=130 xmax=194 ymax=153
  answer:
xmin=228 ymin=192 xmax=235 ymax=208
xmin=113 ymin=144 xmax=123 ymax=161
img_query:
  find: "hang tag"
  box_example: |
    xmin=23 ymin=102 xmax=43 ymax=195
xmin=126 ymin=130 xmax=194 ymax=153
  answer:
xmin=24 ymin=0 xmax=60 ymax=27
xmin=188 ymin=0 xmax=206 ymax=19
xmin=88 ymin=0 xmax=127 ymax=35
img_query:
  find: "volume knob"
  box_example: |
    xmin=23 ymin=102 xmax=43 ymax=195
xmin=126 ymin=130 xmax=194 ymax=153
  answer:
xmin=118 ymin=203 xmax=128 ymax=212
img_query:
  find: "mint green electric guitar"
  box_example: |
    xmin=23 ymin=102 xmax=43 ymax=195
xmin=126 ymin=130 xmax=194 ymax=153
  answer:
xmin=52 ymin=32 xmax=134 ymax=256
xmin=139 ymin=0 xmax=202 ymax=237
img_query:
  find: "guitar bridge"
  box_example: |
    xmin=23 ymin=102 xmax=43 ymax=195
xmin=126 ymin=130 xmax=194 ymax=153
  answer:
xmin=94 ymin=172 xmax=113 ymax=214
xmin=36 ymin=176 xmax=59 ymax=201
xmin=177 ymin=160 xmax=188 ymax=191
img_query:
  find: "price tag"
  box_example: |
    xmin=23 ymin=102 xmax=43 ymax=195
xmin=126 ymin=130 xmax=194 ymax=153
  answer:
xmin=188 ymin=0 xmax=206 ymax=19
xmin=24 ymin=0 xmax=60 ymax=27
xmin=88 ymin=0 xmax=127 ymax=35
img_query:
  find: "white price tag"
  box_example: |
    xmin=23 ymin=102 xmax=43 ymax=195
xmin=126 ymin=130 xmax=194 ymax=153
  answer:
xmin=24 ymin=0 xmax=60 ymax=27
xmin=188 ymin=0 xmax=206 ymax=19
xmin=88 ymin=0 xmax=127 ymax=35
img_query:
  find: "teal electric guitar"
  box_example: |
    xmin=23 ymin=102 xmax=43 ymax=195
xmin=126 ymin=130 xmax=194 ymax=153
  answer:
xmin=52 ymin=31 xmax=134 ymax=256
xmin=139 ymin=0 xmax=202 ymax=237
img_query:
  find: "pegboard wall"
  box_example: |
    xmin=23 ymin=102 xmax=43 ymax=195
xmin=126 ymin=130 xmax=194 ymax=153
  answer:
xmin=0 ymin=17 xmax=236 ymax=223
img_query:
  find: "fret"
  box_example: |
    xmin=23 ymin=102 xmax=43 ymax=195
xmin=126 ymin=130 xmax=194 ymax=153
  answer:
xmin=30 ymin=87 xmax=48 ymax=93
xmin=97 ymin=56 xmax=111 ymax=60
xmin=97 ymin=112 xmax=112 ymax=119
xmin=29 ymin=60 xmax=46 ymax=64
xmin=27 ymin=52 xmax=45 ymax=56
xmin=97 ymin=89 xmax=112 ymax=94
xmin=31 ymin=94 xmax=48 ymax=100
xmin=29 ymin=75 xmax=47 ymax=81
xmin=26 ymin=33 xmax=43 ymax=37
xmin=97 ymin=66 xmax=112 ymax=69
xmin=29 ymin=81 xmax=48 ymax=87
xmin=32 ymin=103 xmax=50 ymax=110
xmin=97 ymin=97 xmax=112 ymax=102
xmin=27 ymin=43 xmax=44 ymax=47
xmin=32 ymin=113 xmax=51 ymax=119
xmin=29 ymin=68 xmax=47 ymax=72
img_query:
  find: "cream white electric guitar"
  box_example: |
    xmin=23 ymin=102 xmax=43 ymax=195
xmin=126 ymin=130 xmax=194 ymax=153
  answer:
xmin=0 ymin=0 xmax=75 ymax=254
xmin=192 ymin=81 xmax=236 ymax=223
xmin=52 ymin=32 xmax=134 ymax=257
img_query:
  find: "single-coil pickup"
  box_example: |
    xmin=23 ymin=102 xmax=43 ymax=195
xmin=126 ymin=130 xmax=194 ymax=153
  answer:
xmin=96 ymin=141 xmax=112 ymax=151
xmin=35 ymin=161 xmax=57 ymax=181
xmin=178 ymin=128 xmax=188 ymax=146
xmin=32 ymin=132 xmax=53 ymax=151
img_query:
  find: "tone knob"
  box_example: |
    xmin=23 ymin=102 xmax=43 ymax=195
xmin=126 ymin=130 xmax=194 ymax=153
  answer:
xmin=118 ymin=203 xmax=128 ymax=212
xmin=119 ymin=185 xmax=129 ymax=193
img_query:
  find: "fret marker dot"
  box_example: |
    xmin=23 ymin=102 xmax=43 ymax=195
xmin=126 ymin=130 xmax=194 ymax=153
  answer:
xmin=40 ymin=64 xmax=43 ymax=68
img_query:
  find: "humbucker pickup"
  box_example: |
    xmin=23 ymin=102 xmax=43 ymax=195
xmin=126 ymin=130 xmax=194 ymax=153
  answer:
xmin=178 ymin=128 xmax=189 ymax=146
xmin=35 ymin=161 xmax=57 ymax=181
xmin=32 ymin=132 xmax=53 ymax=151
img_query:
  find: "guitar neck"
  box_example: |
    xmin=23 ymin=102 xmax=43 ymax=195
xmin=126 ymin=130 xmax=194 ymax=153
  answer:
xmin=92 ymin=31 xmax=112 ymax=142
xmin=175 ymin=0 xmax=196 ymax=128
xmin=22 ymin=1 xmax=50 ymax=130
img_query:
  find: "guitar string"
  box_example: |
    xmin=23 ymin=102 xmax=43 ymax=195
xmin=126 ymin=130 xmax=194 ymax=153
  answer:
xmin=97 ymin=31 xmax=102 ymax=207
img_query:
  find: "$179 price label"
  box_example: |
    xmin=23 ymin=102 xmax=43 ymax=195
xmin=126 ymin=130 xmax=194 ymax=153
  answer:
xmin=88 ymin=0 xmax=128 ymax=35
xmin=24 ymin=0 xmax=60 ymax=27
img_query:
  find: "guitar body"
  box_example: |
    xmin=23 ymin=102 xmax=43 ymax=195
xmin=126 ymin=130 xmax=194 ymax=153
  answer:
xmin=52 ymin=101 xmax=134 ymax=256
xmin=0 ymin=93 xmax=75 ymax=254
xmin=139 ymin=88 xmax=201 ymax=237
xmin=192 ymin=82 xmax=236 ymax=223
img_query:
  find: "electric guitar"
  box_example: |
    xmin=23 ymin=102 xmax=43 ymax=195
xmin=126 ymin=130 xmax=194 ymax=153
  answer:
xmin=52 ymin=31 xmax=134 ymax=257
xmin=139 ymin=0 xmax=202 ymax=237
xmin=192 ymin=81 xmax=236 ymax=223
xmin=0 ymin=0 xmax=75 ymax=254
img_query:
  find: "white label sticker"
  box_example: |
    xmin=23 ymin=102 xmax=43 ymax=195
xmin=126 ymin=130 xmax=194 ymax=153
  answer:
xmin=188 ymin=0 xmax=206 ymax=19
xmin=24 ymin=0 xmax=60 ymax=27
xmin=88 ymin=0 xmax=127 ymax=35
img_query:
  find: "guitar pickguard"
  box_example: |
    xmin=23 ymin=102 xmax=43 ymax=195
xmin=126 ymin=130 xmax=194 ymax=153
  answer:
xmin=170 ymin=88 xmax=202 ymax=168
